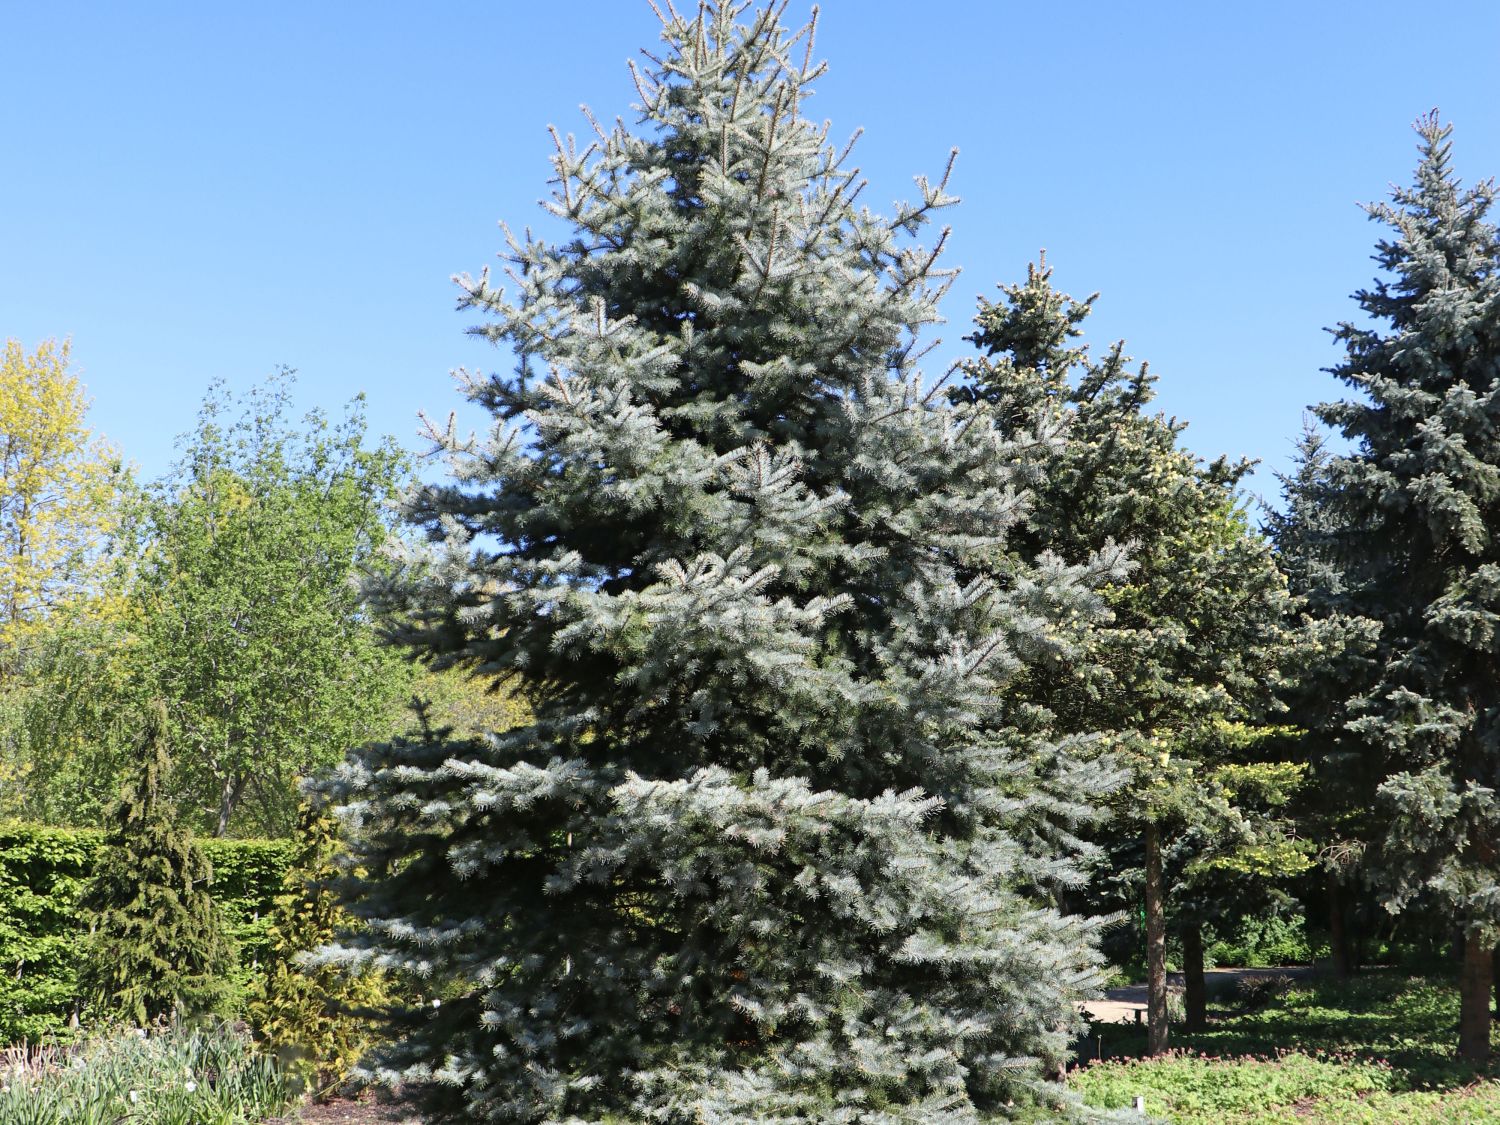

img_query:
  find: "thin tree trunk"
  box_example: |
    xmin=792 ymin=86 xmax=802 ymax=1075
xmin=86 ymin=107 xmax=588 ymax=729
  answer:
xmin=1144 ymin=820 xmax=1169 ymax=1055
xmin=1459 ymin=930 xmax=1492 ymax=1061
xmin=216 ymin=773 xmax=246 ymax=838
xmin=1492 ymin=948 xmax=1499 ymax=1020
xmin=1182 ymin=920 xmax=1206 ymax=1032
xmin=1328 ymin=872 xmax=1351 ymax=979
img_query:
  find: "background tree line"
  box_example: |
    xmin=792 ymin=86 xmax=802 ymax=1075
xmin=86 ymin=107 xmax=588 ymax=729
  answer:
xmin=0 ymin=362 xmax=522 ymax=838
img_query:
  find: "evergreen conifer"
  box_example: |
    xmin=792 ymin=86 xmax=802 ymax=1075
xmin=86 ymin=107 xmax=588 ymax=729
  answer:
xmin=959 ymin=256 xmax=1305 ymax=1053
xmin=1266 ymin=424 xmax=1381 ymax=979
xmin=1311 ymin=114 xmax=1500 ymax=1059
xmin=249 ymin=796 xmax=385 ymax=1098
xmin=323 ymin=4 xmax=1126 ymax=1120
xmin=77 ymin=702 xmax=234 ymax=1025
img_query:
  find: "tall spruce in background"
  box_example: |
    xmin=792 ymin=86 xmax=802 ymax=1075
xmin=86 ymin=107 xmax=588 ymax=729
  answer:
xmin=77 ymin=703 xmax=234 ymax=1025
xmin=1265 ymin=424 xmax=1381 ymax=978
xmin=324 ymin=4 xmax=1126 ymax=1121
xmin=1312 ymin=115 xmax=1500 ymax=1060
xmin=958 ymin=257 xmax=1305 ymax=1052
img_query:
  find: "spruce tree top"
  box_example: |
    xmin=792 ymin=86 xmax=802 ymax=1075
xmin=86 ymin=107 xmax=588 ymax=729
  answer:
xmin=382 ymin=2 xmax=1122 ymax=804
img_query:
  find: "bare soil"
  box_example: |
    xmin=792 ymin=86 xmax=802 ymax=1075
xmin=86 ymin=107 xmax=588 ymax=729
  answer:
xmin=265 ymin=1093 xmax=425 ymax=1123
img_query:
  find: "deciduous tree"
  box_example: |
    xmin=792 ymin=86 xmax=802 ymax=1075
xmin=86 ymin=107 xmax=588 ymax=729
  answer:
xmin=129 ymin=372 xmax=409 ymax=836
xmin=0 ymin=338 xmax=124 ymax=662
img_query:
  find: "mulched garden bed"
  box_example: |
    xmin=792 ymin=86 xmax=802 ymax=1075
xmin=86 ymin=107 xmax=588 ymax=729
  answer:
xmin=265 ymin=1093 xmax=424 ymax=1123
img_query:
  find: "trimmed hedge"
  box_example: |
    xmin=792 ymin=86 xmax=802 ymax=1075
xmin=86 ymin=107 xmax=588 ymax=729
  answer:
xmin=0 ymin=822 xmax=294 ymax=1041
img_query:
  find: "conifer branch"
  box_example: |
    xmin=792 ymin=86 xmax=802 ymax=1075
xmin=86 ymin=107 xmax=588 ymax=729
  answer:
xmin=799 ymin=5 xmax=820 ymax=80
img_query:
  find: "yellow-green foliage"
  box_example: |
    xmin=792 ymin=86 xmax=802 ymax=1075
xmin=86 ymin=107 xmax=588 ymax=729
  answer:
xmin=417 ymin=663 xmax=531 ymax=738
xmin=248 ymin=799 xmax=385 ymax=1097
xmin=0 ymin=339 xmax=126 ymax=657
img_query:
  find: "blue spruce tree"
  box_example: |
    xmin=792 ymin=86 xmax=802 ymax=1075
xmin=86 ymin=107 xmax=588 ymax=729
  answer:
xmin=1312 ymin=114 xmax=1500 ymax=1060
xmin=322 ymin=4 xmax=1126 ymax=1120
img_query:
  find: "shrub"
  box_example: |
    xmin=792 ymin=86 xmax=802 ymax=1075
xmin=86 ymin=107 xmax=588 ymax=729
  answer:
xmin=1236 ymin=972 xmax=1295 ymax=1010
xmin=1205 ymin=914 xmax=1319 ymax=967
xmin=249 ymin=799 xmax=386 ymax=1098
xmin=77 ymin=708 xmax=236 ymax=1024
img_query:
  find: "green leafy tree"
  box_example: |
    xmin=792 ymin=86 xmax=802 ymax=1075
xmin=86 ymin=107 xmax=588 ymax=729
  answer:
xmin=958 ymin=255 xmax=1307 ymax=1052
xmin=321 ymin=5 xmax=1127 ymax=1121
xmin=1311 ymin=114 xmax=1500 ymax=1060
xmin=249 ymin=796 xmax=385 ymax=1098
xmin=0 ymin=613 xmax=136 ymax=824
xmin=127 ymin=372 xmax=409 ymax=836
xmin=0 ymin=338 xmax=127 ymax=662
xmin=77 ymin=703 xmax=235 ymax=1025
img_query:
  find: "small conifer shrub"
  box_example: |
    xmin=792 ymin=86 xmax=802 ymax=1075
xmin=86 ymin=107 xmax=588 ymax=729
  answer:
xmin=77 ymin=702 xmax=235 ymax=1025
xmin=249 ymin=796 xmax=386 ymax=1098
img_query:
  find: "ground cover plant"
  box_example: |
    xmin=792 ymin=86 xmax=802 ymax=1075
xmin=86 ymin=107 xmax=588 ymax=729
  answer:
xmin=1073 ymin=972 xmax=1500 ymax=1123
xmin=0 ymin=1021 xmax=295 ymax=1124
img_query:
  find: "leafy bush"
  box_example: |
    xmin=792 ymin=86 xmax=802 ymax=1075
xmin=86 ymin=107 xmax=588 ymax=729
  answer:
xmin=0 ymin=823 xmax=293 ymax=1040
xmin=249 ymin=800 xmax=386 ymax=1098
xmin=1205 ymin=914 xmax=1321 ymax=967
xmin=0 ymin=825 xmax=93 ymax=1042
xmin=0 ymin=1021 xmax=295 ymax=1123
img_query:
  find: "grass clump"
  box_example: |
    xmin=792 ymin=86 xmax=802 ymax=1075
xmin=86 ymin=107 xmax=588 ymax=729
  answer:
xmin=0 ymin=1021 xmax=294 ymax=1124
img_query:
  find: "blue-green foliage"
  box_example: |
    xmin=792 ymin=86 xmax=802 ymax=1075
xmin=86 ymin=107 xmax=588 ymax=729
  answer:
xmin=325 ymin=3 xmax=1129 ymax=1122
xmin=0 ymin=823 xmax=293 ymax=1041
xmin=1309 ymin=117 xmax=1500 ymax=940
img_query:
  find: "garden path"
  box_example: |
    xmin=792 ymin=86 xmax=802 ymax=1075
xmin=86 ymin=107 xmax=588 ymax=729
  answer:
xmin=1079 ymin=965 xmax=1318 ymax=1025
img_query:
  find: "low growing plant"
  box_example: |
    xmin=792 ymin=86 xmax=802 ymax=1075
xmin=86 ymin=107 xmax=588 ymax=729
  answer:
xmin=0 ymin=1021 xmax=295 ymax=1124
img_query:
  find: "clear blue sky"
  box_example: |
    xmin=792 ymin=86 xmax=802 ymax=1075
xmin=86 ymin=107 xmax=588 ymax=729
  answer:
xmin=4 ymin=2 xmax=1499 ymax=505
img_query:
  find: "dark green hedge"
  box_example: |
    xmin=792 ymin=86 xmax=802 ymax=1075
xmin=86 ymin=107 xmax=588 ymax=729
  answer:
xmin=0 ymin=823 xmax=295 ymax=1041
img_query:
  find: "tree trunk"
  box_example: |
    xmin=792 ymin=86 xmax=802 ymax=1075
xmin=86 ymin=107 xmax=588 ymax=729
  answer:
xmin=1493 ymin=948 xmax=1499 ymax=1020
xmin=216 ymin=773 xmax=246 ymax=838
xmin=1144 ymin=820 xmax=1169 ymax=1055
xmin=1328 ymin=872 xmax=1351 ymax=979
xmin=1182 ymin=920 xmax=1206 ymax=1031
xmin=1459 ymin=930 xmax=1492 ymax=1061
